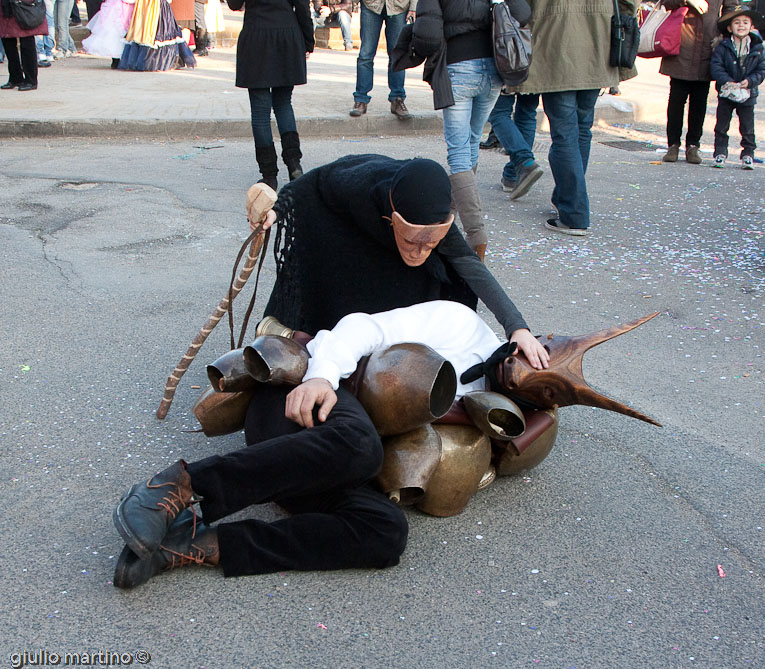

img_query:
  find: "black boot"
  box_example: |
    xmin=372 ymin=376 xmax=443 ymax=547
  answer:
xmin=255 ymin=144 xmax=279 ymax=190
xmin=113 ymin=460 xmax=194 ymax=560
xmin=113 ymin=509 xmax=220 ymax=589
xmin=280 ymin=130 xmax=303 ymax=181
xmin=194 ymin=28 xmax=208 ymax=56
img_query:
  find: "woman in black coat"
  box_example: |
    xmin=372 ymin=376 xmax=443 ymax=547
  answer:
xmin=228 ymin=0 xmax=314 ymax=189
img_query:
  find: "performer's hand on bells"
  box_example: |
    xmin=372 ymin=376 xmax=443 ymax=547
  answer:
xmin=510 ymin=329 xmax=550 ymax=370
xmin=285 ymin=378 xmax=338 ymax=428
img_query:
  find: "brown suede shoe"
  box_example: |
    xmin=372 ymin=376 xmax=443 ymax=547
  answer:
xmin=662 ymin=145 xmax=680 ymax=162
xmin=685 ymin=145 xmax=702 ymax=164
xmin=390 ymin=97 xmax=412 ymax=120
xmin=113 ymin=460 xmax=194 ymax=560
xmin=113 ymin=509 xmax=219 ymax=589
xmin=349 ymin=101 xmax=367 ymax=117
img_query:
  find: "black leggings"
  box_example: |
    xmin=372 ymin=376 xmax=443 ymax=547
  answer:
xmin=186 ymin=384 xmax=408 ymax=577
xmin=666 ymin=77 xmax=710 ymax=147
xmin=1 ymin=36 xmax=38 ymax=87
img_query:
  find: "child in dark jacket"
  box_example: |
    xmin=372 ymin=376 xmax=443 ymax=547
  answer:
xmin=710 ymin=6 xmax=765 ymax=169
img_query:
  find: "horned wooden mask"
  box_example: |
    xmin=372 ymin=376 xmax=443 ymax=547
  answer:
xmin=496 ymin=313 xmax=662 ymax=427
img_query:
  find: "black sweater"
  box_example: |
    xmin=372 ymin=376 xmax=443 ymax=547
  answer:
xmin=265 ymin=154 xmax=530 ymax=337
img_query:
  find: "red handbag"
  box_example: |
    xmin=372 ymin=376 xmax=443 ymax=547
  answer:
xmin=637 ymin=1 xmax=688 ymax=58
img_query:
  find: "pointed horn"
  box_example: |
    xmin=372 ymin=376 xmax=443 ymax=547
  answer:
xmin=562 ymin=311 xmax=661 ymax=355
xmin=566 ymin=312 xmax=661 ymax=427
xmin=575 ymin=386 xmax=662 ymax=427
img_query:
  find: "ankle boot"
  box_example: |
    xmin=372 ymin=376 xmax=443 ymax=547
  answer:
xmin=255 ymin=144 xmax=279 ymax=190
xmin=113 ymin=460 xmax=194 ymax=559
xmin=449 ymin=170 xmax=487 ymax=251
xmin=113 ymin=509 xmax=220 ymax=589
xmin=194 ymin=28 xmax=208 ymax=56
xmin=280 ymin=130 xmax=304 ymax=181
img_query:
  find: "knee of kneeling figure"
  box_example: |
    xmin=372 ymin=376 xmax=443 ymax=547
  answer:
xmin=379 ymin=509 xmax=409 ymax=567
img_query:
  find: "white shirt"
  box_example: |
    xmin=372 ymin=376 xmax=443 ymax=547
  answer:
xmin=304 ymin=301 xmax=503 ymax=398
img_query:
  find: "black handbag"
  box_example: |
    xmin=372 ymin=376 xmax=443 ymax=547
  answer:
xmin=11 ymin=0 xmax=46 ymax=30
xmin=610 ymin=0 xmax=639 ymax=68
xmin=493 ymin=0 xmax=532 ymax=87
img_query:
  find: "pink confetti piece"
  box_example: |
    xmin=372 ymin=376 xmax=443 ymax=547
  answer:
xmin=717 ymin=565 xmax=725 ymax=578
xmin=317 ymin=623 xmax=327 ymax=630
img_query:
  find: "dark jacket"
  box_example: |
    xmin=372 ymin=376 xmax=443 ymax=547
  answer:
xmin=710 ymin=32 xmax=765 ymax=105
xmin=0 ymin=0 xmax=49 ymax=38
xmin=266 ymin=154 xmax=529 ymax=337
xmin=413 ymin=0 xmax=529 ymax=58
xmin=395 ymin=0 xmax=529 ymax=109
xmin=659 ymin=0 xmax=738 ymax=81
xmin=228 ymin=0 xmax=314 ymax=89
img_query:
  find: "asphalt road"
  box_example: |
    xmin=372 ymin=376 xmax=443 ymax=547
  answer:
xmin=1 ymin=129 xmax=762 ymax=669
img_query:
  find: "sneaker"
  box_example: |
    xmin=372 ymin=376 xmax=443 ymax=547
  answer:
xmin=713 ymin=155 xmax=726 ymax=168
xmin=500 ymin=176 xmax=518 ymax=192
xmin=390 ymin=97 xmax=412 ymax=120
xmin=349 ymin=101 xmax=367 ymax=117
xmin=662 ymin=145 xmax=680 ymax=162
xmin=742 ymin=155 xmax=754 ymax=170
xmin=544 ymin=219 xmax=587 ymax=236
xmin=38 ymin=59 xmax=52 ymax=68
xmin=685 ymin=145 xmax=702 ymax=164
xmin=508 ymin=161 xmax=543 ymax=200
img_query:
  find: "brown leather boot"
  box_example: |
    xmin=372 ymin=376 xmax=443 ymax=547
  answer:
xmin=472 ymin=244 xmax=487 ymax=262
xmin=685 ymin=145 xmax=702 ymax=164
xmin=662 ymin=145 xmax=680 ymax=162
xmin=113 ymin=509 xmax=219 ymax=589
xmin=113 ymin=460 xmax=194 ymax=560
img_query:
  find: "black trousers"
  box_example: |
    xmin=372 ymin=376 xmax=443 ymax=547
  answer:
xmin=666 ymin=78 xmax=711 ymax=148
xmin=2 ymin=36 xmax=38 ymax=86
xmin=713 ymin=97 xmax=756 ymax=158
xmin=186 ymin=384 xmax=408 ymax=577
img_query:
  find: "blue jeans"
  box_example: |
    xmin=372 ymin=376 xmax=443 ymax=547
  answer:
xmin=314 ymin=9 xmax=353 ymax=48
xmin=36 ymin=0 xmax=55 ymax=59
xmin=442 ymin=58 xmax=502 ymax=174
xmin=542 ymin=89 xmax=599 ymax=230
xmin=354 ymin=4 xmax=406 ymax=104
xmin=54 ymin=0 xmax=75 ymax=53
xmin=248 ymin=86 xmax=297 ymax=147
xmin=489 ymin=92 xmax=539 ymax=181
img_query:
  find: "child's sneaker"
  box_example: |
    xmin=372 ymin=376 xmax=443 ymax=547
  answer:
xmin=713 ymin=155 xmax=726 ymax=168
xmin=741 ymin=155 xmax=754 ymax=170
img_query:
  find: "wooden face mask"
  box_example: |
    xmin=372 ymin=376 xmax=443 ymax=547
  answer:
xmin=387 ymin=193 xmax=453 ymax=267
xmin=496 ymin=313 xmax=662 ymax=427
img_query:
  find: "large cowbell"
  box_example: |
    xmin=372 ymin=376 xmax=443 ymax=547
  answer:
xmin=496 ymin=312 xmax=662 ymax=426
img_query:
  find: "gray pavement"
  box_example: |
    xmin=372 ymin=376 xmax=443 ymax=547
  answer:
xmin=1 ymin=129 xmax=763 ymax=668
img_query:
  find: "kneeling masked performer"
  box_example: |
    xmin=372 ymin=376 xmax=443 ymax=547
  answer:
xmin=113 ymin=301 xmax=657 ymax=588
xmin=261 ymin=153 xmax=549 ymax=370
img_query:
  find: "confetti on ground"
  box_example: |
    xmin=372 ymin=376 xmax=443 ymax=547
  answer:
xmin=316 ymin=623 xmax=327 ymax=629
xmin=717 ymin=565 xmax=726 ymax=578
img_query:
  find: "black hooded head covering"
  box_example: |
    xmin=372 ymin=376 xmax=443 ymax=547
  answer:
xmin=389 ymin=158 xmax=452 ymax=226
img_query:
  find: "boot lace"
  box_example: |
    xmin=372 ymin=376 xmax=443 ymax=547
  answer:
xmin=163 ymin=542 xmax=208 ymax=569
xmin=146 ymin=479 xmax=190 ymax=516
